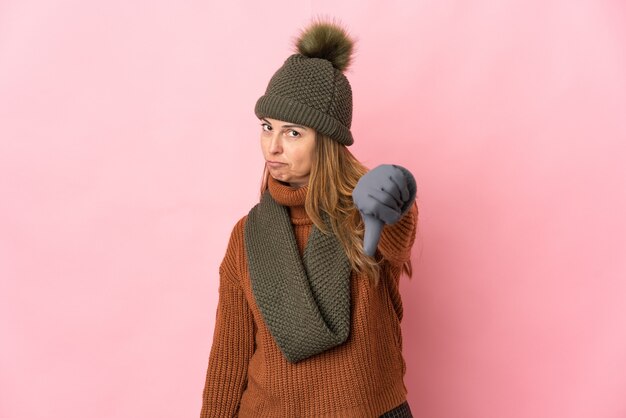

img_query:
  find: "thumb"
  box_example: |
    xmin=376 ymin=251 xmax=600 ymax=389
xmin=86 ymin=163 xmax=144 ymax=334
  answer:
xmin=363 ymin=214 xmax=384 ymax=257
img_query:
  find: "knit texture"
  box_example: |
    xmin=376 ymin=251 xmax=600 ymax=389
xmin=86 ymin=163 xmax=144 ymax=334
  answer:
xmin=244 ymin=190 xmax=351 ymax=363
xmin=200 ymin=176 xmax=418 ymax=417
xmin=255 ymin=54 xmax=354 ymax=146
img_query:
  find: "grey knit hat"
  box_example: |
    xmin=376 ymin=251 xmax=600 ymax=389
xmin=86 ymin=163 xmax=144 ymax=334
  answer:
xmin=255 ymin=21 xmax=355 ymax=146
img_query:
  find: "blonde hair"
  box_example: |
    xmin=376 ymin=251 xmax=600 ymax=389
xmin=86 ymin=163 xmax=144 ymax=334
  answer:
xmin=260 ymin=132 xmax=413 ymax=286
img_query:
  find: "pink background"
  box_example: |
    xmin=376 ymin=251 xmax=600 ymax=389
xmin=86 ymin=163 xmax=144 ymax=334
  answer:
xmin=2 ymin=1 xmax=626 ymax=417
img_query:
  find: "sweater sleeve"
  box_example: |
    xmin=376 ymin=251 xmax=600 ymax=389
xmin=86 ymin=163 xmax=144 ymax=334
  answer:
xmin=376 ymin=202 xmax=418 ymax=265
xmin=200 ymin=219 xmax=255 ymax=418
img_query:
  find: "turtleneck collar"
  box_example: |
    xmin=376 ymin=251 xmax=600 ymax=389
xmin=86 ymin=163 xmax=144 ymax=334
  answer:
xmin=267 ymin=175 xmax=310 ymax=224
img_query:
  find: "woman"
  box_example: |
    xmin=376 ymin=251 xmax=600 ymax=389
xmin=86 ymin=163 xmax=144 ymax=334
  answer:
xmin=201 ymin=19 xmax=418 ymax=417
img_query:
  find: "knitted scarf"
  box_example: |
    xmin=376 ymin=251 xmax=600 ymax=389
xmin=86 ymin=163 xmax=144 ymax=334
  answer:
xmin=244 ymin=190 xmax=351 ymax=363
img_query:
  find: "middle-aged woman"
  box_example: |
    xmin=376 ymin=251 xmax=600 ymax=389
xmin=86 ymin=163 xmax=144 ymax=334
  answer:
xmin=201 ymin=19 xmax=419 ymax=417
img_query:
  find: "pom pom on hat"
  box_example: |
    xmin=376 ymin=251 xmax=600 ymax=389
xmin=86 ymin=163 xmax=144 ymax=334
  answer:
xmin=295 ymin=19 xmax=355 ymax=72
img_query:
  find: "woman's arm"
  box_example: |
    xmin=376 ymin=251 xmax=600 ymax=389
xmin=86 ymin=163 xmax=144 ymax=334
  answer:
xmin=200 ymin=220 xmax=255 ymax=417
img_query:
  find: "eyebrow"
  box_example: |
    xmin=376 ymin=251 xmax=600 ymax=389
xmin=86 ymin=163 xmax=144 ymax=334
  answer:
xmin=261 ymin=118 xmax=308 ymax=130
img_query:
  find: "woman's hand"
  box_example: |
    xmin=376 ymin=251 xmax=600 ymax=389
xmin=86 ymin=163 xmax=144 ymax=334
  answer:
xmin=352 ymin=164 xmax=417 ymax=256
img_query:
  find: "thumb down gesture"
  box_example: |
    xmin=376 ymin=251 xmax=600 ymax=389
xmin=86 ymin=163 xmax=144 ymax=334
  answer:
xmin=352 ymin=164 xmax=417 ymax=256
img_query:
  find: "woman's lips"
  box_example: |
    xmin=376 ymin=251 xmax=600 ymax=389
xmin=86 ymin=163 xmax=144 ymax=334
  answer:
xmin=266 ymin=161 xmax=286 ymax=168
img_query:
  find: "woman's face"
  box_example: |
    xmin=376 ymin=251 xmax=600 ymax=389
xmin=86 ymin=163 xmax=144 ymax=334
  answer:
xmin=260 ymin=117 xmax=316 ymax=188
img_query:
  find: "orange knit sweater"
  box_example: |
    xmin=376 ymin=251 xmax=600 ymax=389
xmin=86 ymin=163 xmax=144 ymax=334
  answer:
xmin=201 ymin=176 xmax=418 ymax=417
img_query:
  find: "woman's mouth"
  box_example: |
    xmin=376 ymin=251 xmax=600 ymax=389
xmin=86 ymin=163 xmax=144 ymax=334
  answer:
xmin=266 ymin=161 xmax=287 ymax=168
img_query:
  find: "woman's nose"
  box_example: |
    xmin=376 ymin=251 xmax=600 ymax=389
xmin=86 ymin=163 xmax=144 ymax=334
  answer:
xmin=268 ymin=133 xmax=282 ymax=154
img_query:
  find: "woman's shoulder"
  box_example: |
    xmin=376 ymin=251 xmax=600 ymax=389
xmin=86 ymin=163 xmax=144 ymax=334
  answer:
xmin=219 ymin=214 xmax=249 ymax=280
xmin=223 ymin=197 xmax=266 ymax=251
xmin=226 ymin=214 xmax=249 ymax=245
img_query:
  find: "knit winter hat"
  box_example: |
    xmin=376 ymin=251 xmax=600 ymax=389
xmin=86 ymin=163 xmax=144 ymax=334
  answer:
xmin=255 ymin=20 xmax=356 ymax=146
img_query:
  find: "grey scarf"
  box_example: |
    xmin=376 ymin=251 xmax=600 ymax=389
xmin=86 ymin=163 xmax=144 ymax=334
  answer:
xmin=244 ymin=190 xmax=351 ymax=363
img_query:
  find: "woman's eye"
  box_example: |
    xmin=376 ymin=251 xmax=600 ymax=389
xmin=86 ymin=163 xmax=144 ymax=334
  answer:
xmin=261 ymin=123 xmax=272 ymax=131
xmin=286 ymin=130 xmax=300 ymax=138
